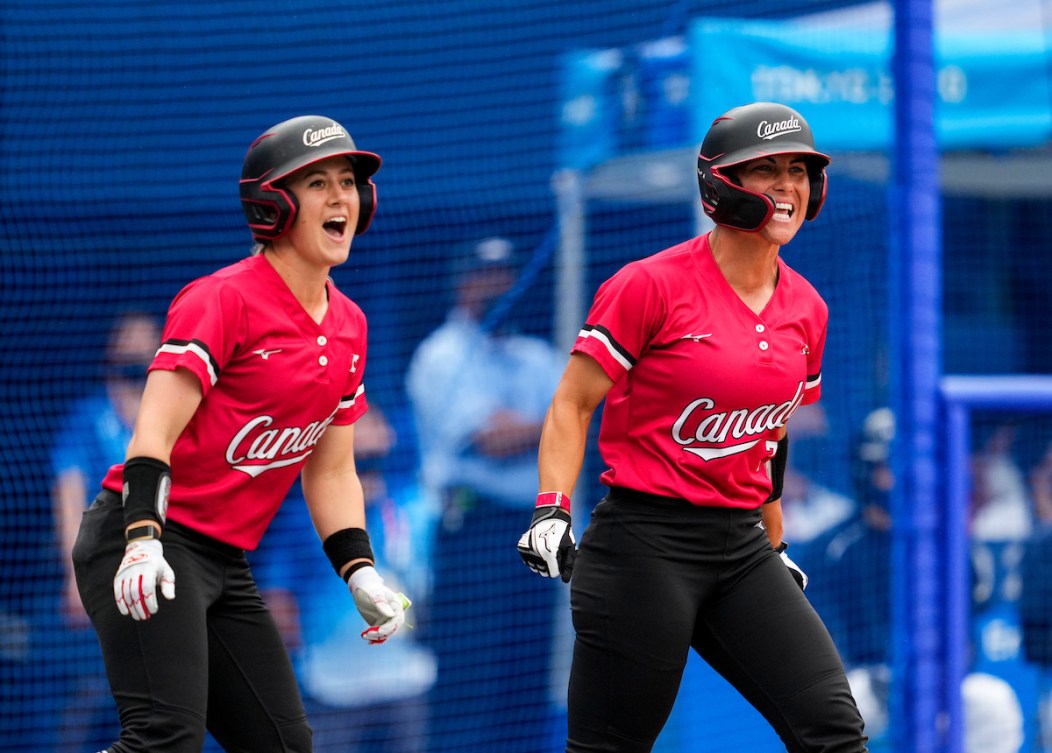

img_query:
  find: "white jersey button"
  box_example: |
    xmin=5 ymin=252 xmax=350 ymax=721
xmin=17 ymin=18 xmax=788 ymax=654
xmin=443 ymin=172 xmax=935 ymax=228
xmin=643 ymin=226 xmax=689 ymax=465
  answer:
xmin=758 ymin=341 xmax=769 ymax=351
xmin=319 ymin=355 xmax=329 ymax=366
xmin=755 ymin=324 xmax=765 ymax=333
xmin=317 ymin=336 xmax=327 ymax=346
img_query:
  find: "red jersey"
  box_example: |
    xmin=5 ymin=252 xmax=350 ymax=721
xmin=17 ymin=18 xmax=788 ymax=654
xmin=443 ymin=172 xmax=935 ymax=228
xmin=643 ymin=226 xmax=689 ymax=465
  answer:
xmin=572 ymin=233 xmax=826 ymax=509
xmin=102 ymin=254 xmax=368 ymax=549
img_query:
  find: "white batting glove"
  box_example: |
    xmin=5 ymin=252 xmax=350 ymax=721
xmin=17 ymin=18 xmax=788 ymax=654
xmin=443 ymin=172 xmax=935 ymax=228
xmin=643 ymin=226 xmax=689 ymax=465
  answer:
xmin=776 ymin=542 xmax=808 ymax=591
xmin=113 ymin=539 xmax=176 ymax=621
xmin=518 ymin=492 xmax=576 ymax=583
xmin=347 ymin=566 xmax=406 ymax=644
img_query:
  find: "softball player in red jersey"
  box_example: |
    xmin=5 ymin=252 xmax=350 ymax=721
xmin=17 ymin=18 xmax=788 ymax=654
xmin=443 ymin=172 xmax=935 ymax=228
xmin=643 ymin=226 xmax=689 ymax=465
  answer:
xmin=519 ymin=102 xmax=867 ymax=753
xmin=73 ymin=115 xmax=406 ymax=753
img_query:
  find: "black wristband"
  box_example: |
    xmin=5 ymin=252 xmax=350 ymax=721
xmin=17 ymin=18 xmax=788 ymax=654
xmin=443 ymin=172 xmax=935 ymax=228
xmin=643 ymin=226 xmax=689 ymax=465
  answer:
xmin=322 ymin=527 xmax=374 ymax=582
xmin=122 ymin=456 xmax=171 ymax=528
xmin=125 ymin=524 xmax=159 ymax=543
xmin=765 ymin=435 xmax=789 ymax=503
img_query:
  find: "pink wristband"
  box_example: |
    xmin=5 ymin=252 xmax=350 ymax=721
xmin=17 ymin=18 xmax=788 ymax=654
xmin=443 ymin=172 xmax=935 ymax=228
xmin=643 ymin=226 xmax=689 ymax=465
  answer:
xmin=537 ymin=491 xmax=571 ymax=512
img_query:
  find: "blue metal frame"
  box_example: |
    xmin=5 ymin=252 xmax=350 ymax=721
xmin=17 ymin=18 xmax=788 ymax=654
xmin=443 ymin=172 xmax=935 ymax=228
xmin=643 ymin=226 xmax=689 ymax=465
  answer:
xmin=891 ymin=1 xmax=943 ymax=751
xmin=940 ymin=376 xmax=1052 ymax=753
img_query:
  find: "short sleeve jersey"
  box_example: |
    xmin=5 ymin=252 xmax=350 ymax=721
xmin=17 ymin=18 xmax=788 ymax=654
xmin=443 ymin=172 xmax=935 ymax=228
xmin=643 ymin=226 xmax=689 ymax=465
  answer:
xmin=572 ymin=233 xmax=827 ymax=509
xmin=101 ymin=254 xmax=368 ymax=549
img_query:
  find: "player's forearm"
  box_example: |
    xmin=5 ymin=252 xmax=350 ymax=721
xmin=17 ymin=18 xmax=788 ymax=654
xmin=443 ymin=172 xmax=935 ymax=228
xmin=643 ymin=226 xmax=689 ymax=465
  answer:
xmin=302 ymin=421 xmax=368 ymax=537
xmin=538 ymin=354 xmax=613 ymax=497
xmin=302 ymin=470 xmax=368 ymax=539
xmin=762 ymin=499 xmax=784 ymax=547
xmin=537 ymin=399 xmax=592 ymax=499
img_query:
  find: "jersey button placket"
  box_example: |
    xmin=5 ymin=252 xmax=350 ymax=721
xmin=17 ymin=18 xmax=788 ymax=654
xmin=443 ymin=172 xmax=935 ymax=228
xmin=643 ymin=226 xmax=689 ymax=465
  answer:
xmin=316 ymin=335 xmax=330 ymax=374
xmin=755 ymin=323 xmax=773 ymax=363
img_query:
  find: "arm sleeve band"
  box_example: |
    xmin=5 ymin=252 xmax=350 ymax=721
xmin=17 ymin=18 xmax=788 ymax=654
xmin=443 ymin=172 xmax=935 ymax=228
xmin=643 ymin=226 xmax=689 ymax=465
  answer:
xmin=122 ymin=456 xmax=171 ymax=528
xmin=322 ymin=527 xmax=375 ymax=582
xmin=765 ymin=435 xmax=789 ymax=504
xmin=536 ymin=491 xmax=571 ymax=512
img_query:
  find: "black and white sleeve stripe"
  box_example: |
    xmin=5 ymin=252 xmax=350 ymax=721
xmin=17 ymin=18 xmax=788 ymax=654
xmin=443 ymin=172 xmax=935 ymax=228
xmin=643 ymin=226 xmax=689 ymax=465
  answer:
xmin=578 ymin=324 xmax=636 ymax=371
xmin=339 ymin=383 xmax=365 ymax=411
xmin=156 ymin=339 xmax=220 ymax=386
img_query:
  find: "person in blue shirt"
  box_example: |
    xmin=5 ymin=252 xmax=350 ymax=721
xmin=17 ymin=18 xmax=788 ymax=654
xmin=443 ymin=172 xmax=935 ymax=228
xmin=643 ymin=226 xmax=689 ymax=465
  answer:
xmin=50 ymin=311 xmax=161 ymax=752
xmin=406 ymin=237 xmax=566 ymax=753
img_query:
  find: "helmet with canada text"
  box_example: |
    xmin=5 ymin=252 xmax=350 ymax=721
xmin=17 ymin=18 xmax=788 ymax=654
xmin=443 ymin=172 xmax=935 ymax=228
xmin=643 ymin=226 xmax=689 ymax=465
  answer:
xmin=697 ymin=102 xmax=829 ymax=232
xmin=240 ymin=115 xmax=381 ymax=241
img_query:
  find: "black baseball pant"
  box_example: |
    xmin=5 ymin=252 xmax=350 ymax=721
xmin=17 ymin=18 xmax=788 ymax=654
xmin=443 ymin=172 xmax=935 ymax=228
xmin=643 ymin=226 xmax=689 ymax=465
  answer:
xmin=566 ymin=487 xmax=868 ymax=753
xmin=73 ymin=491 xmax=311 ymax=753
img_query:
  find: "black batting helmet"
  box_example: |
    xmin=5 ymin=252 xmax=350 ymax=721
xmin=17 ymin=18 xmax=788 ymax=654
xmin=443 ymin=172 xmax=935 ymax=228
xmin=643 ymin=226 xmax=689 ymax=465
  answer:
xmin=240 ymin=115 xmax=381 ymax=241
xmin=697 ymin=102 xmax=830 ymax=232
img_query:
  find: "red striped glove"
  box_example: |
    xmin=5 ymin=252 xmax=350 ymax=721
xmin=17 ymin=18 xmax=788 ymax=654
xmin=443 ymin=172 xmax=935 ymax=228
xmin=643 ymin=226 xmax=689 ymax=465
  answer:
xmin=113 ymin=539 xmax=175 ymax=621
xmin=347 ymin=565 xmax=407 ymax=644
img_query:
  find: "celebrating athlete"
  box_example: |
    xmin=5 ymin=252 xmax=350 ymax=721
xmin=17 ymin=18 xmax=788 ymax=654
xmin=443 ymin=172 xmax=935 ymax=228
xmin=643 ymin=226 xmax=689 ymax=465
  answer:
xmin=72 ymin=115 xmax=406 ymax=753
xmin=519 ymin=102 xmax=868 ymax=752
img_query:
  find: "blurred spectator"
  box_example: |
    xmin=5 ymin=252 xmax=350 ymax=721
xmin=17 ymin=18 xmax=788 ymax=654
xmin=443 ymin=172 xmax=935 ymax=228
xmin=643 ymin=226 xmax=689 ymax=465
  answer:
xmin=820 ymin=407 xmax=894 ymax=666
xmin=1021 ymin=440 xmax=1052 ymax=752
xmin=812 ymin=407 xmax=895 ymax=747
xmin=253 ymin=404 xmax=438 ymax=753
xmin=48 ymin=311 xmax=161 ymax=752
xmin=405 ymin=237 xmax=566 ymax=753
xmin=967 ymin=420 xmax=1039 ymax=751
xmin=1030 ymin=441 xmax=1052 ymax=526
xmin=819 ymin=408 xmax=1030 ymax=751
xmin=970 ymin=422 xmax=1033 ymax=543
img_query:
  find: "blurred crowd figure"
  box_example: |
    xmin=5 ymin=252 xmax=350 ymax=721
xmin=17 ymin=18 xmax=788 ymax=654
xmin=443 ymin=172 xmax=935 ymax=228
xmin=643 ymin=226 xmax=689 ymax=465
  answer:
xmin=802 ymin=407 xmax=1051 ymax=753
xmin=971 ymin=422 xmax=1034 ymax=543
xmin=968 ymin=420 xmax=1042 ymax=753
xmin=406 ymin=237 xmax=567 ymax=753
xmin=252 ymin=403 xmax=437 ymax=753
xmin=1022 ymin=439 xmax=1052 ymax=752
xmin=802 ymin=407 xmax=895 ymax=746
xmin=49 ymin=312 xmax=161 ymax=752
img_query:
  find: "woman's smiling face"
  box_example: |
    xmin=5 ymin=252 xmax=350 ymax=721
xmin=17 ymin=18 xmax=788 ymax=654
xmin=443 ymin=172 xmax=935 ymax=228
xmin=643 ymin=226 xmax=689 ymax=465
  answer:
xmin=733 ymin=153 xmax=811 ymax=245
xmin=279 ymin=155 xmax=361 ymax=267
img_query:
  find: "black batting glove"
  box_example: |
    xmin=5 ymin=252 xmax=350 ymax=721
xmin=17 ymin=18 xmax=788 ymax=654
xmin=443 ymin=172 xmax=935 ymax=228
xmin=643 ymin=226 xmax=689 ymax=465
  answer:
xmin=518 ymin=492 xmax=576 ymax=583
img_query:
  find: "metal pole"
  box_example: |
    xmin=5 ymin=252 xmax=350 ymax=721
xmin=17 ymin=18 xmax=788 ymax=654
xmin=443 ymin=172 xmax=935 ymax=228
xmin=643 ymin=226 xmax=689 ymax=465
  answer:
xmin=552 ymin=168 xmax=586 ymax=352
xmin=889 ymin=0 xmax=945 ymax=751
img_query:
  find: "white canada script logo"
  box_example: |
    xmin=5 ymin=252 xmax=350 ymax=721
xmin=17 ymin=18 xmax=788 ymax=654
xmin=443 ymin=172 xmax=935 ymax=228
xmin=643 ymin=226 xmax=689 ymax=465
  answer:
xmin=303 ymin=123 xmax=346 ymax=148
xmin=671 ymin=381 xmax=804 ymax=460
xmin=757 ymin=118 xmax=802 ymax=141
xmin=225 ymin=409 xmax=338 ymax=477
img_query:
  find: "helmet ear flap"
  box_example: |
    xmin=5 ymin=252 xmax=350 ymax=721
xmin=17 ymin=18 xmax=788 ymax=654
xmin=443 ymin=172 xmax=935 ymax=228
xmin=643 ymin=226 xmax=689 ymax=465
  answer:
xmin=242 ymin=196 xmax=278 ymax=230
xmin=355 ymin=180 xmax=377 ymax=235
xmin=805 ymin=167 xmax=827 ymax=221
xmin=698 ymin=160 xmax=774 ymax=232
xmin=241 ymin=181 xmax=298 ymax=241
